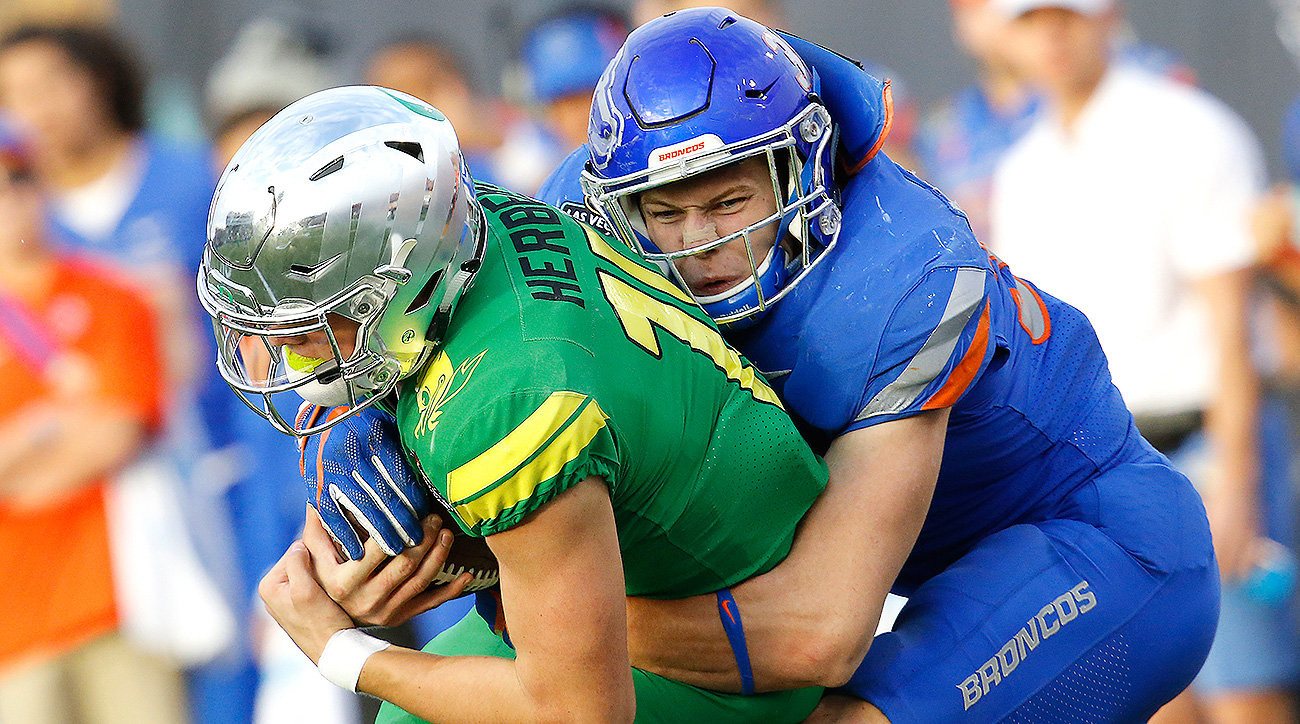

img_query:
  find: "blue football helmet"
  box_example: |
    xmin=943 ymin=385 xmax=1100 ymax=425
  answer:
xmin=580 ymin=7 xmax=841 ymax=328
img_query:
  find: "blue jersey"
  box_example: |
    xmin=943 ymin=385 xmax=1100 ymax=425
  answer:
xmin=539 ymin=144 xmax=1157 ymax=591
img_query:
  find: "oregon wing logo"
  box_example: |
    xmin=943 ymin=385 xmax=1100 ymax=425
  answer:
xmin=414 ymin=349 xmax=486 ymax=438
xmin=588 ymin=48 xmax=626 ymax=171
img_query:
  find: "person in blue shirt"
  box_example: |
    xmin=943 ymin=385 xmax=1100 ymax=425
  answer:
xmin=532 ymin=8 xmax=1218 ymax=723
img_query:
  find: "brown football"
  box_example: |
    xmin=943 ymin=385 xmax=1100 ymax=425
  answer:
xmin=431 ymin=526 xmax=499 ymax=592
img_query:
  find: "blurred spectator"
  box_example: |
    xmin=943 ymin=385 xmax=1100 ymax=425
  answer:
xmin=0 ymin=116 xmax=187 ymax=724
xmin=918 ymin=0 xmax=1194 ymax=240
xmin=987 ymin=2 xmax=1300 ymax=723
xmin=366 ymin=34 xmax=511 ymax=188
xmin=0 ymin=23 xmax=253 ymax=724
xmin=206 ymin=15 xmax=336 ymax=166
xmin=517 ymin=4 xmax=628 ymax=151
xmin=0 ymin=26 xmax=206 ymax=402
xmin=493 ymin=5 xmax=629 ymax=194
xmin=916 ymin=0 xmax=1039 ymax=240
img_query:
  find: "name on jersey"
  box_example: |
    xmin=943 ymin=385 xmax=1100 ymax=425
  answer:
xmin=957 ymin=580 xmax=1097 ymax=711
xmin=480 ymin=188 xmax=585 ymax=307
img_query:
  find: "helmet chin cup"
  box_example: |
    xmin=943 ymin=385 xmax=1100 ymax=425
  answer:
xmin=697 ymin=244 xmax=791 ymax=329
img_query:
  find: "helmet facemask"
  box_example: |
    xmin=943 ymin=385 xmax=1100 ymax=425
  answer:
xmin=208 ymin=285 xmax=396 ymax=432
xmin=582 ymin=102 xmax=840 ymax=329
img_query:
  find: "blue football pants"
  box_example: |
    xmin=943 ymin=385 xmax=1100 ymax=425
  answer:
xmin=843 ymin=459 xmax=1219 ymax=724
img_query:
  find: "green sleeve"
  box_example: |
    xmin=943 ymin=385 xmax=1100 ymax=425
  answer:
xmin=427 ymin=388 xmax=621 ymax=537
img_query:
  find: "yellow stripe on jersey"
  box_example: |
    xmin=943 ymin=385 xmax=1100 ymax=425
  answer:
xmin=585 ymin=226 xmax=695 ymax=306
xmin=447 ymin=392 xmax=610 ymax=527
xmin=599 ymin=271 xmax=782 ymax=409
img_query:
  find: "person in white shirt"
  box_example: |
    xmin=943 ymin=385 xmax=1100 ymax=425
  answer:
xmin=989 ymin=2 xmax=1299 ymax=723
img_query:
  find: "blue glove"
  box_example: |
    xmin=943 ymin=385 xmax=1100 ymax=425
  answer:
xmin=297 ymin=403 xmax=432 ymax=560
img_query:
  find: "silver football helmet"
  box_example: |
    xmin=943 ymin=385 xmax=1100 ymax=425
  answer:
xmin=198 ymin=86 xmax=485 ymax=436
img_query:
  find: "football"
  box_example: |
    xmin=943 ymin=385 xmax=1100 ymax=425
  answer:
xmin=431 ymin=514 xmax=500 ymax=593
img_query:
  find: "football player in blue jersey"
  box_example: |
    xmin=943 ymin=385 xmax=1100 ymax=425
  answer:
xmin=530 ymin=7 xmax=1218 ymax=723
xmin=306 ymin=7 xmax=1219 ymax=723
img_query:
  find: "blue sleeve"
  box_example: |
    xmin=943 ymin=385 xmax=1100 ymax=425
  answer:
xmin=536 ymin=145 xmax=590 ymax=208
xmin=777 ymin=32 xmax=889 ymax=174
xmin=846 ymin=265 xmax=995 ymax=431
xmin=784 ymin=263 xmax=995 ymax=438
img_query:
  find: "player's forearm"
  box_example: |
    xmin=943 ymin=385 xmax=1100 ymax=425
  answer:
xmin=623 ymin=413 xmax=946 ymax=692
xmin=735 ymin=412 xmax=945 ymax=690
xmin=624 ymin=594 xmax=747 ymax=691
xmin=362 ymin=647 xmax=633 ymax=724
xmin=1 ymin=406 xmax=145 ymax=507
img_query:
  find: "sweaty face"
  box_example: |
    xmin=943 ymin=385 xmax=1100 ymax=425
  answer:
xmin=639 ymin=156 xmax=781 ymax=299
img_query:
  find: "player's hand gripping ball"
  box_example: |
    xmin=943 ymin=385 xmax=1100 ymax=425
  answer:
xmin=298 ymin=404 xmax=499 ymax=591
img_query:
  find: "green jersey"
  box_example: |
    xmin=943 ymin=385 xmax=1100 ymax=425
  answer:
xmin=396 ymin=183 xmax=827 ymax=598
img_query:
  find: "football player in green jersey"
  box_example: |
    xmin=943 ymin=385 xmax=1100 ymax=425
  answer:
xmin=199 ymin=86 xmax=828 ymax=724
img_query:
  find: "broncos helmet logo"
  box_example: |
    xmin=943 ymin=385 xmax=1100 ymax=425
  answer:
xmin=588 ymin=48 xmax=626 ymax=171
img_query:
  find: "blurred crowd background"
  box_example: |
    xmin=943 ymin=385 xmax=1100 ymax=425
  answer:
xmin=3 ymin=0 xmax=1300 ymax=724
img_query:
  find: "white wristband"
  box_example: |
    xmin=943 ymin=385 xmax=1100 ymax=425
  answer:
xmin=317 ymin=628 xmax=391 ymax=692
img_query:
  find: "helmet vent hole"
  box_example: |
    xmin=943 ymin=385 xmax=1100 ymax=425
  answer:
xmin=405 ymin=269 xmax=444 ymax=315
xmin=718 ymin=16 xmax=737 ymax=29
xmin=309 ymin=156 xmax=345 ymax=181
xmin=745 ymin=80 xmax=777 ymax=99
xmin=385 ymin=141 xmax=425 ymax=163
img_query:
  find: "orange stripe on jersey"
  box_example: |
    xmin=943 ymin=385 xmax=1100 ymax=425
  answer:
xmin=923 ymin=301 xmax=990 ymax=410
xmin=312 ymin=406 xmax=352 ymax=507
xmin=1010 ymin=278 xmax=1052 ymax=344
xmin=845 ymin=80 xmax=895 ymax=175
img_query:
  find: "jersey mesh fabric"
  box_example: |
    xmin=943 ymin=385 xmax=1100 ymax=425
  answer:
xmin=1003 ymin=634 xmax=1134 ymax=724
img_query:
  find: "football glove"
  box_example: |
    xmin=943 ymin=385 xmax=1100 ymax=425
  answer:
xmin=297 ymin=403 xmax=431 ymax=560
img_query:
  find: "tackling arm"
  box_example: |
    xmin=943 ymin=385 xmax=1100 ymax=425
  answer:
xmin=625 ymin=408 xmax=948 ymax=691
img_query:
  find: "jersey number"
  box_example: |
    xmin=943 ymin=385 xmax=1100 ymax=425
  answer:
xmin=583 ymin=226 xmax=783 ymax=408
